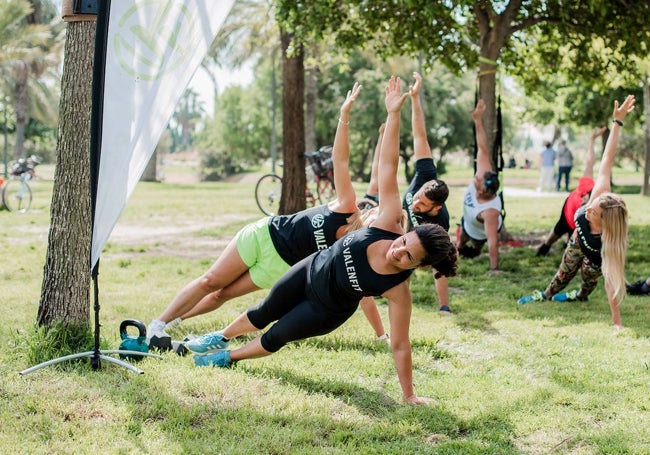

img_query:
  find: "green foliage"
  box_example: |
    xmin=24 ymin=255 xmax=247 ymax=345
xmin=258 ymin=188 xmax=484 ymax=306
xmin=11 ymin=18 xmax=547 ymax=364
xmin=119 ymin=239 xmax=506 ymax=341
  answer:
xmin=20 ymin=321 xmax=93 ymax=366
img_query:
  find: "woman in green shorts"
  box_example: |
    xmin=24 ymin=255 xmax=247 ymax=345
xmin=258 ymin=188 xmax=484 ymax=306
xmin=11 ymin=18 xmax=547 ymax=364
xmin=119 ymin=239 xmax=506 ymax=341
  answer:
xmin=147 ymin=83 xmax=368 ymax=344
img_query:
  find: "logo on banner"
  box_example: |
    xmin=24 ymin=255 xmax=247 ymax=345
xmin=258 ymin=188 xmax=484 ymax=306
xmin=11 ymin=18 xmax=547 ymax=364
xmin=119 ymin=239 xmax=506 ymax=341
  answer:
xmin=113 ymin=1 xmax=198 ymax=81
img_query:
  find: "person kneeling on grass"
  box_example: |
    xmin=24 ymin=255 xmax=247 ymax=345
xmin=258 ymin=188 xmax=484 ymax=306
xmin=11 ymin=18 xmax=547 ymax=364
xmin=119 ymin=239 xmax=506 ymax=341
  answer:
xmin=185 ymin=76 xmax=459 ymax=405
xmin=517 ymin=95 xmax=635 ymax=329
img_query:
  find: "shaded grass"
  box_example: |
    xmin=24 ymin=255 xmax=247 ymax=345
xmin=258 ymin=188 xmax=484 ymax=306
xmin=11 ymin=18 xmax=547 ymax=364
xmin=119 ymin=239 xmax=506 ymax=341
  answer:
xmin=2 ymin=170 xmax=650 ymax=454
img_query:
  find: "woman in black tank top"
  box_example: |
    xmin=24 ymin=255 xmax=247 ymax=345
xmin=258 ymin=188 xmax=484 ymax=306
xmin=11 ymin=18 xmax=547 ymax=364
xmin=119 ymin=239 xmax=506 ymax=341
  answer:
xmin=192 ymin=77 xmax=458 ymax=405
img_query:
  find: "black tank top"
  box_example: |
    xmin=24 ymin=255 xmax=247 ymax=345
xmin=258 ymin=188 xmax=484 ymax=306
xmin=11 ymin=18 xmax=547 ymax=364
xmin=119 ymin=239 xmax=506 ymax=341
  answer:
xmin=268 ymin=205 xmax=353 ymax=265
xmin=308 ymin=227 xmax=413 ymax=309
xmin=574 ymin=206 xmax=602 ymax=265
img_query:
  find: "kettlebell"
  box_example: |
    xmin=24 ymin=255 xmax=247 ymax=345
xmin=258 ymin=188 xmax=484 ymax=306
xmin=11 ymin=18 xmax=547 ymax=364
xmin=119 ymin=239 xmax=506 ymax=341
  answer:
xmin=118 ymin=319 xmax=149 ymax=361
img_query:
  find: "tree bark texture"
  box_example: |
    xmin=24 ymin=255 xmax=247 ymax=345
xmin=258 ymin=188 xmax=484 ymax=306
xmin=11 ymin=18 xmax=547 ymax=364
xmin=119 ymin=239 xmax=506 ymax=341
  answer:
xmin=279 ymin=31 xmax=306 ymax=215
xmin=304 ymin=65 xmax=318 ymax=154
xmin=141 ymin=150 xmax=158 ymax=182
xmin=38 ymin=20 xmax=95 ymax=327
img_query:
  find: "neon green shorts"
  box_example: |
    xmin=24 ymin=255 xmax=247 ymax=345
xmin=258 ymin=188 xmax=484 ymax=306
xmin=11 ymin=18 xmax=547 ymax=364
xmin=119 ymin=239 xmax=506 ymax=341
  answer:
xmin=235 ymin=217 xmax=291 ymax=289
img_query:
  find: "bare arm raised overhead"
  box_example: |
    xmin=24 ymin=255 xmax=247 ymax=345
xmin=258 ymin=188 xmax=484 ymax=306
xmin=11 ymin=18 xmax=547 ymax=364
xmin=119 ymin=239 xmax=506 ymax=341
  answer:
xmin=472 ymin=99 xmax=492 ymax=177
xmin=409 ymin=72 xmax=431 ymax=161
xmin=329 ymin=82 xmax=362 ymax=213
xmin=372 ymin=76 xmax=409 ymax=234
xmin=582 ymin=127 xmax=607 ymax=180
xmin=588 ymin=95 xmax=635 ymax=204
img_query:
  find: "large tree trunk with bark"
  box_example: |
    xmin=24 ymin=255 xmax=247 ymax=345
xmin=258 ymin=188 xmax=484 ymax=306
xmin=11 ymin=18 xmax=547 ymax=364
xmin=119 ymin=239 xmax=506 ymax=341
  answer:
xmin=279 ymin=31 xmax=306 ymax=215
xmin=141 ymin=150 xmax=158 ymax=182
xmin=38 ymin=19 xmax=95 ymax=327
xmin=304 ymin=65 xmax=318 ymax=153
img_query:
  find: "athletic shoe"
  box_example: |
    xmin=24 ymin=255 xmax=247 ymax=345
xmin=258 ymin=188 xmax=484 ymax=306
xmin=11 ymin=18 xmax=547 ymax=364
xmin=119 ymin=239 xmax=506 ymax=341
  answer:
xmin=193 ymin=350 xmax=232 ymax=368
xmin=627 ymin=280 xmax=649 ymax=295
xmin=439 ymin=305 xmax=452 ymax=315
xmin=148 ymin=332 xmax=173 ymax=352
xmin=517 ymin=290 xmax=546 ymax=305
xmin=146 ymin=319 xmax=166 ymax=344
xmin=536 ymin=244 xmax=551 ymax=257
xmin=551 ymin=289 xmax=588 ymax=302
xmin=165 ymin=317 xmax=183 ymax=330
xmin=185 ymin=331 xmax=230 ymax=354
xmin=377 ymin=333 xmax=390 ymax=344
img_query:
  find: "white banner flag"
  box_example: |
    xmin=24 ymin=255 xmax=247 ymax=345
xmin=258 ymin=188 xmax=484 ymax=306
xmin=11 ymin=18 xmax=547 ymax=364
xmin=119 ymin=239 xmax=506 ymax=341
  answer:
xmin=91 ymin=0 xmax=235 ymax=268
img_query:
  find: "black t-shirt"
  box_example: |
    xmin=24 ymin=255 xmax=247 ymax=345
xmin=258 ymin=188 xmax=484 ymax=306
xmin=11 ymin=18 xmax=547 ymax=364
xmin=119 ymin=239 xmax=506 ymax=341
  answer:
xmin=402 ymin=158 xmax=450 ymax=231
xmin=308 ymin=227 xmax=413 ymax=309
xmin=268 ymin=204 xmax=353 ymax=265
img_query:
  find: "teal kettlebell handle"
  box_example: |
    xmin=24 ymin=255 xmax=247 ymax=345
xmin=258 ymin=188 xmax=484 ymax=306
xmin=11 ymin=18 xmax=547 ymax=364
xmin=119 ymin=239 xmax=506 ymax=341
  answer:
xmin=120 ymin=319 xmax=147 ymax=342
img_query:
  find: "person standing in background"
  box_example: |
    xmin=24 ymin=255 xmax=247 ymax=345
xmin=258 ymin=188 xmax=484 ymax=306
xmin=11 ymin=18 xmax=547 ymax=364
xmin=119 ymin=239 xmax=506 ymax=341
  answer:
xmin=537 ymin=141 xmax=556 ymax=192
xmin=556 ymin=140 xmax=573 ymax=192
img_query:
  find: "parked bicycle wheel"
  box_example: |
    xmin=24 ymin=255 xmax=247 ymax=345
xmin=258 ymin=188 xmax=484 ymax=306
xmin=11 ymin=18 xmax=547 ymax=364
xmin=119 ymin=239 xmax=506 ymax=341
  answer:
xmin=2 ymin=178 xmax=32 ymax=213
xmin=255 ymin=173 xmax=282 ymax=216
xmin=315 ymin=175 xmax=336 ymax=203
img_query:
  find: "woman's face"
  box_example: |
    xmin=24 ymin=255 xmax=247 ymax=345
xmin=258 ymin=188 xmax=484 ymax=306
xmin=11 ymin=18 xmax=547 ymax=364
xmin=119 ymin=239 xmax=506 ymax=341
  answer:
xmin=585 ymin=198 xmax=603 ymax=223
xmin=386 ymin=231 xmax=426 ymax=270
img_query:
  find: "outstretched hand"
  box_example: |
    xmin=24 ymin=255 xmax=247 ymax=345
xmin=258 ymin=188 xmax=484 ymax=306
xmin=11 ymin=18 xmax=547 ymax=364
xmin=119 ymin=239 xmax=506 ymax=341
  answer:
xmin=408 ymin=72 xmax=423 ymax=98
xmin=613 ymin=95 xmax=635 ymax=122
xmin=472 ymin=99 xmax=486 ymax=122
xmin=340 ymin=82 xmax=362 ymax=116
xmin=385 ymin=76 xmax=408 ymax=114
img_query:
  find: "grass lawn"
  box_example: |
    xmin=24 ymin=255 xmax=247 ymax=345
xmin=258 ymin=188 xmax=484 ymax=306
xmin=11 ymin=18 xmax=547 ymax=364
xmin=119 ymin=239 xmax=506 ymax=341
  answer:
xmin=1 ymin=163 xmax=649 ymax=454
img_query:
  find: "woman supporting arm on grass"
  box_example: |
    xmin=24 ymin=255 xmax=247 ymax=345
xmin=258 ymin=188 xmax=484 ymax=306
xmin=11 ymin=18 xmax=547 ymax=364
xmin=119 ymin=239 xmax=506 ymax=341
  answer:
xmin=518 ymin=95 xmax=635 ymax=329
xmin=189 ymin=76 xmax=458 ymax=404
xmin=146 ymin=83 xmax=365 ymax=348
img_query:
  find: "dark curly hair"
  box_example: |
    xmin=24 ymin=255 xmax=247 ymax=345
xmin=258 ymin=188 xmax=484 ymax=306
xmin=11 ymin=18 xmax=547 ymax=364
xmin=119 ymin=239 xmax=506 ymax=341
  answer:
xmin=422 ymin=179 xmax=449 ymax=205
xmin=413 ymin=223 xmax=458 ymax=278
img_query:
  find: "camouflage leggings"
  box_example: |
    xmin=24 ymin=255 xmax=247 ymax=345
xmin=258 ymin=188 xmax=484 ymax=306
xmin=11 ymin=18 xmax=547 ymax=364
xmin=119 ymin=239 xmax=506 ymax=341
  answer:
xmin=546 ymin=231 xmax=601 ymax=299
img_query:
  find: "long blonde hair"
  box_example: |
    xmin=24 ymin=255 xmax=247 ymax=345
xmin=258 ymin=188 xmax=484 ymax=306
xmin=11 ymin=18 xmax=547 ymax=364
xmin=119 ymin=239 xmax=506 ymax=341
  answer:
xmin=599 ymin=193 xmax=628 ymax=304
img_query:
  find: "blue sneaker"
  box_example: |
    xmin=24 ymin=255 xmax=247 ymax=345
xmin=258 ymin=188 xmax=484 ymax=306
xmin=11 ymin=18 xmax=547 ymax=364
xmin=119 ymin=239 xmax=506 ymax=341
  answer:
xmin=517 ymin=290 xmax=546 ymax=305
xmin=184 ymin=331 xmax=230 ymax=354
xmin=551 ymin=290 xmax=588 ymax=302
xmin=193 ymin=350 xmax=232 ymax=368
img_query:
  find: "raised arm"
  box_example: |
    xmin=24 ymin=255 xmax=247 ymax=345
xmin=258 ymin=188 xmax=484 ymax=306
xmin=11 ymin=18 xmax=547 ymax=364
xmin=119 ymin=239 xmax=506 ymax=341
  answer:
xmin=588 ymin=95 xmax=635 ymax=204
xmin=373 ymin=76 xmax=409 ymax=233
xmin=409 ymin=72 xmax=431 ymax=161
xmin=364 ymin=123 xmax=385 ymax=199
xmin=330 ymin=82 xmax=362 ymax=212
xmin=582 ymin=127 xmax=607 ymax=179
xmin=472 ymin=99 xmax=492 ymax=177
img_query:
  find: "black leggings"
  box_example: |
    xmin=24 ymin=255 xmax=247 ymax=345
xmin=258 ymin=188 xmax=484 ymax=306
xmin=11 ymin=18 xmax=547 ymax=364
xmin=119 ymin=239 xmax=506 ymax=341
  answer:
xmin=247 ymin=256 xmax=359 ymax=353
xmin=552 ymin=201 xmax=574 ymax=238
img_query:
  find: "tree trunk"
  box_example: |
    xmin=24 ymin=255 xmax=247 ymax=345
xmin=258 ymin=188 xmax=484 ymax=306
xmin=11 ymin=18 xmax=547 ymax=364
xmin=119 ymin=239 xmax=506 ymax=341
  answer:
xmin=38 ymin=19 xmax=95 ymax=327
xmin=304 ymin=65 xmax=317 ymax=153
xmin=13 ymin=63 xmax=29 ymax=161
xmin=641 ymin=74 xmax=650 ymax=196
xmin=141 ymin=149 xmax=158 ymax=182
xmin=279 ymin=30 xmax=305 ymax=215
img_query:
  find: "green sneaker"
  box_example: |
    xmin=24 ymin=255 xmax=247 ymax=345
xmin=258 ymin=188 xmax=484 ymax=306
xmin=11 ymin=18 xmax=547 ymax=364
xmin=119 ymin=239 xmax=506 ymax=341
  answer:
xmin=185 ymin=331 xmax=230 ymax=354
xmin=193 ymin=350 xmax=232 ymax=368
xmin=551 ymin=290 xmax=588 ymax=302
xmin=517 ymin=290 xmax=545 ymax=305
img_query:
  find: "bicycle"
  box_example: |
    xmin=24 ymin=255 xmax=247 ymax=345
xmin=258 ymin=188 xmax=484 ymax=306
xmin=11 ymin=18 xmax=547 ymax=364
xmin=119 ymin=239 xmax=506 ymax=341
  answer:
xmin=1 ymin=156 xmax=40 ymax=213
xmin=255 ymin=146 xmax=337 ymax=216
